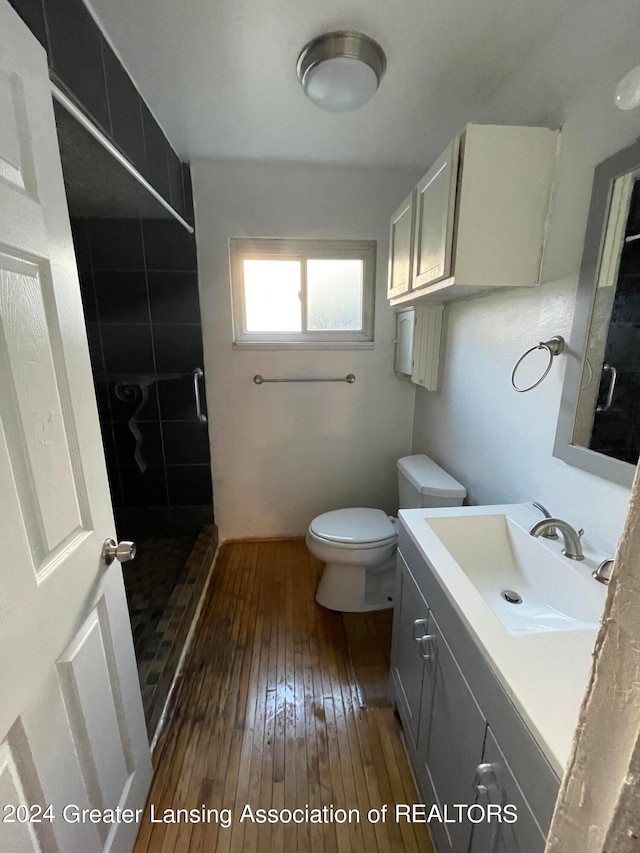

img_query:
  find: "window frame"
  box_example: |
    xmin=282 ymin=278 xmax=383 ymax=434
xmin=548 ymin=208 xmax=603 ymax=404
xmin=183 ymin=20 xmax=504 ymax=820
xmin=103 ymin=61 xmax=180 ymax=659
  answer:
xmin=229 ymin=237 xmax=376 ymax=349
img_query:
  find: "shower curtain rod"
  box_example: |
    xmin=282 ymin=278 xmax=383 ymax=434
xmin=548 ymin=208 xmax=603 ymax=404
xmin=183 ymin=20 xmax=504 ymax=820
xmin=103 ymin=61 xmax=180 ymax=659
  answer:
xmin=51 ymin=83 xmax=195 ymax=235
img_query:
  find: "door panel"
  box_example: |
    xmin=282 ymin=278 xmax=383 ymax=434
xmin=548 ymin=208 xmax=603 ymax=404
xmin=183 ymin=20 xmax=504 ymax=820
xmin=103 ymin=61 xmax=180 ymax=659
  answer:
xmin=413 ymin=139 xmax=459 ymax=289
xmin=57 ymin=604 xmax=132 ymax=814
xmin=0 ymin=69 xmax=36 ymax=194
xmin=422 ymin=612 xmax=486 ymax=852
xmin=0 ymin=252 xmax=86 ymax=563
xmin=0 ymin=4 xmax=151 ymax=851
xmin=391 ymin=553 xmax=429 ymax=749
xmin=388 ymin=190 xmax=415 ymax=298
xmin=469 ymin=727 xmax=546 ymax=853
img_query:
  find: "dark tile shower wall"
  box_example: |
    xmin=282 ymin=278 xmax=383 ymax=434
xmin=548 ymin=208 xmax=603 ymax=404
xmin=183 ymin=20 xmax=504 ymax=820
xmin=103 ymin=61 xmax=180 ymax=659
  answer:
xmin=8 ymin=0 xmax=187 ymax=218
xmin=591 ymin=181 xmax=640 ymax=464
xmin=71 ymin=216 xmax=213 ymax=538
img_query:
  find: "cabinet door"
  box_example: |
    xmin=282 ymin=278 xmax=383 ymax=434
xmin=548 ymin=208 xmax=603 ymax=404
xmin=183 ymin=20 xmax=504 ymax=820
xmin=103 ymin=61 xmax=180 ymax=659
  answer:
xmin=469 ymin=727 xmax=546 ymax=853
xmin=394 ymin=308 xmax=415 ymax=375
xmin=387 ymin=189 xmax=416 ymax=298
xmin=411 ymin=304 xmax=443 ymax=391
xmin=391 ymin=554 xmax=430 ymax=749
xmin=413 ymin=138 xmax=459 ymax=289
xmin=420 ymin=612 xmax=486 ymax=853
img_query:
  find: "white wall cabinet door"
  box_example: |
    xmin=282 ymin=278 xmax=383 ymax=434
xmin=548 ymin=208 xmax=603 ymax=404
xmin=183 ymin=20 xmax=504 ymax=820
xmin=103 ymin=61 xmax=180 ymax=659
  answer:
xmin=394 ymin=308 xmax=415 ymax=375
xmin=412 ymin=138 xmax=459 ymax=289
xmin=0 ymin=4 xmax=152 ymax=852
xmin=411 ymin=305 xmax=443 ymax=391
xmin=387 ymin=189 xmax=416 ymax=299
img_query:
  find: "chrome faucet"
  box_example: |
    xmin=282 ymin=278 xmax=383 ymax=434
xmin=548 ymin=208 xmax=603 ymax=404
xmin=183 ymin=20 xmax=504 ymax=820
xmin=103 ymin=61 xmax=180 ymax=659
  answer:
xmin=531 ymin=502 xmax=558 ymax=539
xmin=529 ymin=518 xmax=584 ymax=561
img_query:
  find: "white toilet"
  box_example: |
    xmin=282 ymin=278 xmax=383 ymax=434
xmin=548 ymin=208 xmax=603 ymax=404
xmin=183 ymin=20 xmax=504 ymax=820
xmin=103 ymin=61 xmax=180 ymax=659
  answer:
xmin=307 ymin=454 xmax=466 ymax=612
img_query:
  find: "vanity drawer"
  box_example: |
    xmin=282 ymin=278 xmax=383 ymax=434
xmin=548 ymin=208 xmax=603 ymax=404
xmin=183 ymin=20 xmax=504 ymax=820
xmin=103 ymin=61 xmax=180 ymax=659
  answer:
xmin=398 ymin=524 xmax=560 ymax=833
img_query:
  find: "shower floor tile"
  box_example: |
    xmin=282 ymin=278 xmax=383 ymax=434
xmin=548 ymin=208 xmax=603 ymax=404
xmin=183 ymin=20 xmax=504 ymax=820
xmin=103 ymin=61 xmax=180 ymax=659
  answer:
xmin=123 ymin=525 xmax=217 ymax=739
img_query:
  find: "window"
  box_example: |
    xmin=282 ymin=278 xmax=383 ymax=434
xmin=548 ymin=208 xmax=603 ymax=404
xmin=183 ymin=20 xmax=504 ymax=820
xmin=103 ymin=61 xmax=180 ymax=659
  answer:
xmin=229 ymin=238 xmax=376 ymax=347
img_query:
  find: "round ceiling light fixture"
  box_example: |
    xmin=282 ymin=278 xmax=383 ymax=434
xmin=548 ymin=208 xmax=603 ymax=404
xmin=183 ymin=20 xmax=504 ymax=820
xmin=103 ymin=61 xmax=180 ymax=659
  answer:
xmin=615 ymin=65 xmax=640 ymax=111
xmin=296 ymin=31 xmax=386 ymax=113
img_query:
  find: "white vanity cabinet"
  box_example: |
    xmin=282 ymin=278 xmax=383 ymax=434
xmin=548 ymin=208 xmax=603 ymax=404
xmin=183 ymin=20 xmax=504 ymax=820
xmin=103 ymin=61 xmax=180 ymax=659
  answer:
xmin=387 ymin=124 xmax=558 ymax=305
xmin=391 ymin=523 xmax=558 ymax=852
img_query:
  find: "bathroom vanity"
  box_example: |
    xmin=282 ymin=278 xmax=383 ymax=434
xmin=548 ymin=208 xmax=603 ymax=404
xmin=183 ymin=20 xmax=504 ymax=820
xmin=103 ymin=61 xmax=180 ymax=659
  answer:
xmin=390 ymin=504 xmax=605 ymax=852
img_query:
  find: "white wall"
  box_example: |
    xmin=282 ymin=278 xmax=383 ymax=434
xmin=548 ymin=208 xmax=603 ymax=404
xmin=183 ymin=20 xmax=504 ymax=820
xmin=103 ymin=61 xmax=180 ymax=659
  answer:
xmin=193 ymin=160 xmax=419 ymax=540
xmin=412 ymin=0 xmax=640 ymax=556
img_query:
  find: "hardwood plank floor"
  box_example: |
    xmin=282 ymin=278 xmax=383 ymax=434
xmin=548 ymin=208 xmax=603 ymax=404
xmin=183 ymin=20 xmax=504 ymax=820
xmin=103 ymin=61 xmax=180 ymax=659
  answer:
xmin=134 ymin=539 xmax=433 ymax=853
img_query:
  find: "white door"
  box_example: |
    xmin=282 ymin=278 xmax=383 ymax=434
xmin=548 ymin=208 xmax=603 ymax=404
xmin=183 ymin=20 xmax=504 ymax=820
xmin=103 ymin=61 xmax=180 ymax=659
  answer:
xmin=0 ymin=4 xmax=152 ymax=852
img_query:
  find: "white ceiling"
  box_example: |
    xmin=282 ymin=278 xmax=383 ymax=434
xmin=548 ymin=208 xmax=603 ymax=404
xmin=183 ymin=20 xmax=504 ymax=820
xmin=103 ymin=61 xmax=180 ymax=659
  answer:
xmin=86 ymin=0 xmax=583 ymax=168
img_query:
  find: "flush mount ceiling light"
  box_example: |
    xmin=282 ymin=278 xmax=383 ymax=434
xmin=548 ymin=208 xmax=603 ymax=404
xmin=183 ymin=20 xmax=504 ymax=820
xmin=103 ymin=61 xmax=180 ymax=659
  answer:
xmin=615 ymin=65 xmax=640 ymax=110
xmin=296 ymin=31 xmax=386 ymax=113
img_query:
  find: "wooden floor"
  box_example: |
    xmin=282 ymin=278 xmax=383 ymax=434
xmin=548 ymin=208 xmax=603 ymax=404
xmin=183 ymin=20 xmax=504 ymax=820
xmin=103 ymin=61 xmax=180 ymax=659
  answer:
xmin=134 ymin=539 xmax=433 ymax=853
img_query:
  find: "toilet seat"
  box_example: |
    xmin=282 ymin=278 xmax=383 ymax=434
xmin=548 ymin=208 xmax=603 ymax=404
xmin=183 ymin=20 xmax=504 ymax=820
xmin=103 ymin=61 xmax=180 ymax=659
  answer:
xmin=309 ymin=508 xmax=397 ymax=548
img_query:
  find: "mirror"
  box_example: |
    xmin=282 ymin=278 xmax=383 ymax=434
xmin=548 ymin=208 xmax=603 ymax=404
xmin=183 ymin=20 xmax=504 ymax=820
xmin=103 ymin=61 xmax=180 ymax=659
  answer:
xmin=554 ymin=138 xmax=640 ymax=487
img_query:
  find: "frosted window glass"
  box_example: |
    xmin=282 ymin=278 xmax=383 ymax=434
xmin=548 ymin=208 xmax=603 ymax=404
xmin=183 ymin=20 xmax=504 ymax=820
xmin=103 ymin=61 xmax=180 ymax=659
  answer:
xmin=306 ymin=259 xmax=363 ymax=331
xmin=244 ymin=260 xmax=301 ymax=332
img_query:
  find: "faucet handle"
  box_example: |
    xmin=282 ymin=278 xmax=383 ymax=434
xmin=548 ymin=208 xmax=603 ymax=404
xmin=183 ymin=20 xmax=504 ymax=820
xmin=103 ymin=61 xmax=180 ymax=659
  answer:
xmin=532 ymin=502 xmax=559 ymax=539
xmin=593 ymin=559 xmax=614 ymax=585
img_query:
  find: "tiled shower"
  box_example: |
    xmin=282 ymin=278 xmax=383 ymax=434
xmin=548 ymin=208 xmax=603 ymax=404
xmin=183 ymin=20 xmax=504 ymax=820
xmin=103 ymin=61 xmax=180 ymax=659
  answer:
xmin=69 ymin=212 xmax=215 ymax=737
xmin=71 ymin=214 xmax=213 ymax=539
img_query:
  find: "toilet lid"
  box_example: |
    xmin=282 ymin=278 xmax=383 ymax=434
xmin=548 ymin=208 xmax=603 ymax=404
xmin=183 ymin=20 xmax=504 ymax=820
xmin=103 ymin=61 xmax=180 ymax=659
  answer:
xmin=310 ymin=508 xmax=397 ymax=545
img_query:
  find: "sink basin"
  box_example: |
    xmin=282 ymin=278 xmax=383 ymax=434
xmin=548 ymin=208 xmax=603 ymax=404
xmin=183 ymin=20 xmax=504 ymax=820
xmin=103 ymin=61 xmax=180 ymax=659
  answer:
xmin=427 ymin=514 xmax=603 ymax=634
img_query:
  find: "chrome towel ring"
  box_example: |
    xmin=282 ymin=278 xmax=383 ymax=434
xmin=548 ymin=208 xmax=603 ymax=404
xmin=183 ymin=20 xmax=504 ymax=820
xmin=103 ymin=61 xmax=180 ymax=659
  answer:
xmin=511 ymin=336 xmax=565 ymax=393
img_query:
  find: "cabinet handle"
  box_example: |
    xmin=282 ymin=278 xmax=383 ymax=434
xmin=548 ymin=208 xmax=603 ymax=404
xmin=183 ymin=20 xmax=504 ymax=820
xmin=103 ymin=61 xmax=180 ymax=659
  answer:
xmin=473 ymin=762 xmax=500 ymax=800
xmin=419 ymin=634 xmax=435 ymax=660
xmin=412 ymin=618 xmax=428 ymax=641
xmin=474 ymin=763 xmax=501 ymax=853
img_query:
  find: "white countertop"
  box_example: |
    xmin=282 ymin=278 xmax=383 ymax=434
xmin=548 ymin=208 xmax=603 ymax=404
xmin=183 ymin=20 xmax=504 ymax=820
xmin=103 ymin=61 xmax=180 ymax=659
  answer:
xmin=398 ymin=503 xmax=607 ymax=776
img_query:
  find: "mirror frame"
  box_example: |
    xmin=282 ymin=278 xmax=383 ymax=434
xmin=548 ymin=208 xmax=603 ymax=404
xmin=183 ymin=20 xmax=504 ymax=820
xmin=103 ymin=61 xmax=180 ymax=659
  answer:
xmin=553 ymin=136 xmax=640 ymax=488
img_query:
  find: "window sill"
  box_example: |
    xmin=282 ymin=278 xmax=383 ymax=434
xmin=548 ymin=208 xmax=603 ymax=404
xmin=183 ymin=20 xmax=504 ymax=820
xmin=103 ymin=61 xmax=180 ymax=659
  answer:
xmin=232 ymin=341 xmax=375 ymax=351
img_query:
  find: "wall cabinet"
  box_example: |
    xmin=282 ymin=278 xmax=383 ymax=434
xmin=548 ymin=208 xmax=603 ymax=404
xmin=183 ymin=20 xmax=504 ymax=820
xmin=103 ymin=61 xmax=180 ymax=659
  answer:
xmin=394 ymin=305 xmax=443 ymax=390
xmin=387 ymin=124 xmax=558 ymax=305
xmin=391 ymin=526 xmax=558 ymax=852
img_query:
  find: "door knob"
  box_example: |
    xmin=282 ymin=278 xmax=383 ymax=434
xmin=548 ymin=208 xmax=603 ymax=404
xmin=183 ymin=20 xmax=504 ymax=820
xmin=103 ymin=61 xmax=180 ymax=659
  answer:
xmin=102 ymin=538 xmax=137 ymax=566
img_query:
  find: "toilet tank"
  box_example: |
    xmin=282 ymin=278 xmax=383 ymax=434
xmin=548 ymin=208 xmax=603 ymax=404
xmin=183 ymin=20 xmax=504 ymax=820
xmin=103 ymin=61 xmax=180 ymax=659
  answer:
xmin=397 ymin=454 xmax=466 ymax=509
